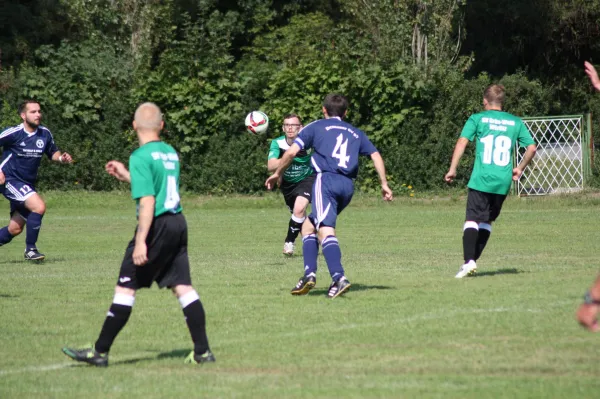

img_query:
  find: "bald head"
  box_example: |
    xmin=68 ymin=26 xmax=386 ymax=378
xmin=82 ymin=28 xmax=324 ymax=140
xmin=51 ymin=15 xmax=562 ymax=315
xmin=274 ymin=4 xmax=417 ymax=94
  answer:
xmin=134 ymin=102 xmax=163 ymax=132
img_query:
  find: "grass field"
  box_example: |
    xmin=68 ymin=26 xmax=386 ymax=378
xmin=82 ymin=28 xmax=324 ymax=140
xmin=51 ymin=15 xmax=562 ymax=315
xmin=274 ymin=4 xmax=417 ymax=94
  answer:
xmin=1 ymin=191 xmax=600 ymax=398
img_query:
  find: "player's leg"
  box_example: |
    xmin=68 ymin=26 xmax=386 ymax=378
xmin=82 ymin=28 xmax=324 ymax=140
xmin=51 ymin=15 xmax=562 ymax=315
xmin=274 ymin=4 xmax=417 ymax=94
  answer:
xmin=62 ymin=286 xmax=136 ymax=367
xmin=173 ymin=285 xmax=215 ymax=364
xmin=315 ymin=174 xmax=353 ymax=298
xmin=23 ymin=193 xmax=46 ymax=260
xmin=62 ymin=238 xmax=142 ymax=367
xmin=291 ymin=217 xmax=318 ymax=295
xmin=475 ymin=193 xmax=506 ymax=261
xmin=456 ymin=189 xmax=487 ymax=278
xmin=0 ymin=208 xmax=26 ymax=247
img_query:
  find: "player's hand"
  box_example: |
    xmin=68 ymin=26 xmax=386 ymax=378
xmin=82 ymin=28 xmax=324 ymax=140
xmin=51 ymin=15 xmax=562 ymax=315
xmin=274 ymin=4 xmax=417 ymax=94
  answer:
xmin=577 ymin=303 xmax=599 ymax=332
xmin=444 ymin=169 xmax=456 ymax=183
xmin=585 ymin=61 xmax=600 ymax=92
xmin=265 ymin=173 xmax=280 ymax=190
xmin=133 ymin=242 xmax=148 ymax=266
xmin=0 ymin=170 xmax=5 ymax=185
xmin=60 ymin=152 xmax=74 ymax=164
xmin=512 ymin=167 xmax=523 ymax=181
xmin=381 ymin=184 xmax=393 ymax=201
xmin=105 ymin=160 xmax=129 ymax=182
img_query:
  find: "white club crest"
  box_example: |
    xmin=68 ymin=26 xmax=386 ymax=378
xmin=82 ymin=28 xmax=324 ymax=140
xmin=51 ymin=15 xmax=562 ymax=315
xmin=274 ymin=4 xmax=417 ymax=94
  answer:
xmin=36 ymin=139 xmax=44 ymax=148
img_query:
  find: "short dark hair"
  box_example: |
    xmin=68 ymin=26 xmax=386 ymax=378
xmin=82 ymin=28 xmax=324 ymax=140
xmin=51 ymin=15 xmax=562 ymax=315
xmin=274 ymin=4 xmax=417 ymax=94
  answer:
xmin=18 ymin=100 xmax=40 ymax=115
xmin=283 ymin=113 xmax=302 ymax=124
xmin=483 ymin=84 xmax=505 ymax=107
xmin=323 ymin=94 xmax=349 ymax=118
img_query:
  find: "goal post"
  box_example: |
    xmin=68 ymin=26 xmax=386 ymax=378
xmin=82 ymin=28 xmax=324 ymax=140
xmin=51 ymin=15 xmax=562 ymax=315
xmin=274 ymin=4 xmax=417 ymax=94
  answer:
xmin=515 ymin=114 xmax=593 ymax=196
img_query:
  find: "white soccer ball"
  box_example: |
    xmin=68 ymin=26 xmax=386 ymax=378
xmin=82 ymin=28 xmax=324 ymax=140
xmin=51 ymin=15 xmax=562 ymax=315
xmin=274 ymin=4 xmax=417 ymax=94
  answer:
xmin=245 ymin=111 xmax=269 ymax=135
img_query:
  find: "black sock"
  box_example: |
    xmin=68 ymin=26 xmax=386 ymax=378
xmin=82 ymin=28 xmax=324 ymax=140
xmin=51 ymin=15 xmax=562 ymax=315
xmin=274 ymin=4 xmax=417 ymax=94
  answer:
xmin=183 ymin=300 xmax=210 ymax=354
xmin=95 ymin=303 xmax=132 ymax=353
xmin=462 ymin=224 xmax=479 ymax=263
xmin=284 ymin=216 xmax=304 ymax=243
xmin=475 ymin=224 xmax=492 ymax=260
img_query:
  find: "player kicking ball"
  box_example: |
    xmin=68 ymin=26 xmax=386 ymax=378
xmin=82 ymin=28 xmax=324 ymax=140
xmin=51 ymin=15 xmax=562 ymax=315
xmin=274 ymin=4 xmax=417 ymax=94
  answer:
xmin=266 ymin=94 xmax=392 ymax=298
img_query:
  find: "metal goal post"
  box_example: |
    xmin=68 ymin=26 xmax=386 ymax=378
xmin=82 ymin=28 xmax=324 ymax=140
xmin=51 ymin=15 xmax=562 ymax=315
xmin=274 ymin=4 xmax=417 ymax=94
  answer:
xmin=515 ymin=114 xmax=593 ymax=196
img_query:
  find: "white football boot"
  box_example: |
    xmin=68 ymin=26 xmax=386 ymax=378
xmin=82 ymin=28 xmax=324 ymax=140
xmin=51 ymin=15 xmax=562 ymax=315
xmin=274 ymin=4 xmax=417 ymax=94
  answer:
xmin=283 ymin=242 xmax=295 ymax=256
xmin=455 ymin=260 xmax=477 ymax=278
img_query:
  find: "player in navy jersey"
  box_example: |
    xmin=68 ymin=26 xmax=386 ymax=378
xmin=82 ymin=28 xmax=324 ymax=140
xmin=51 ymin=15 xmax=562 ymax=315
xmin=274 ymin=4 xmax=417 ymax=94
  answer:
xmin=265 ymin=94 xmax=393 ymax=298
xmin=0 ymin=100 xmax=73 ymax=260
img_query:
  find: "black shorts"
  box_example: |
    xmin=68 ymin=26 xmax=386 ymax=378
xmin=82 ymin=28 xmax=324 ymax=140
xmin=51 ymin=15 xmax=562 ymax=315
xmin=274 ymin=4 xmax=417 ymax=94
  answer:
xmin=465 ymin=188 xmax=507 ymax=223
xmin=117 ymin=212 xmax=192 ymax=290
xmin=280 ymin=174 xmax=315 ymax=212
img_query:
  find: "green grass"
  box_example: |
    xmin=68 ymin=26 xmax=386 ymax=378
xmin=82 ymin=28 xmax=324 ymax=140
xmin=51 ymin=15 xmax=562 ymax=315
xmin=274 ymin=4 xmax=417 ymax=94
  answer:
xmin=1 ymin=191 xmax=600 ymax=398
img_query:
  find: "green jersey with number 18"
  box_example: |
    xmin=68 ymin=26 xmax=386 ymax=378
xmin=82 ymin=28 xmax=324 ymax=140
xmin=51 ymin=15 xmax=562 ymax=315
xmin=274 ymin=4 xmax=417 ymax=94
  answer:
xmin=129 ymin=141 xmax=182 ymax=217
xmin=460 ymin=110 xmax=535 ymax=195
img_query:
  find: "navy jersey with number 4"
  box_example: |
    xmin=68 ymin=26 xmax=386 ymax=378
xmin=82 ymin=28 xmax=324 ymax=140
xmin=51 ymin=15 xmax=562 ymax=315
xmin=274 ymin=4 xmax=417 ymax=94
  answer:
xmin=294 ymin=117 xmax=377 ymax=178
xmin=0 ymin=124 xmax=59 ymax=185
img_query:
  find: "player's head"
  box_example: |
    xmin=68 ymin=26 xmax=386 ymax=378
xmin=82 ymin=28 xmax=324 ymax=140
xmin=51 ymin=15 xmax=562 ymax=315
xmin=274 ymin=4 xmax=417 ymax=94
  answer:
xmin=483 ymin=84 xmax=505 ymax=110
xmin=18 ymin=100 xmax=42 ymax=129
xmin=282 ymin=113 xmax=303 ymax=139
xmin=322 ymin=94 xmax=348 ymax=119
xmin=133 ymin=102 xmax=164 ymax=134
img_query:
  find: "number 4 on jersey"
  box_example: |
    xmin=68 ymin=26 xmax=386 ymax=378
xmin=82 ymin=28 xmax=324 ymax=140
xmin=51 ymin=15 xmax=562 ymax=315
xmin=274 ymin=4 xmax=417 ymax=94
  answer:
xmin=164 ymin=175 xmax=180 ymax=210
xmin=332 ymin=134 xmax=350 ymax=168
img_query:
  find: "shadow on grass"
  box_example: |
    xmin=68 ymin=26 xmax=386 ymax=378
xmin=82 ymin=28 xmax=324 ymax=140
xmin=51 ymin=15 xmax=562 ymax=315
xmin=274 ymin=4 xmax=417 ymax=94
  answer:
xmin=0 ymin=294 xmax=18 ymax=298
xmin=473 ymin=268 xmax=522 ymax=277
xmin=0 ymin=256 xmax=67 ymax=265
xmin=108 ymin=349 xmax=189 ymax=366
xmin=307 ymin=283 xmax=394 ymax=296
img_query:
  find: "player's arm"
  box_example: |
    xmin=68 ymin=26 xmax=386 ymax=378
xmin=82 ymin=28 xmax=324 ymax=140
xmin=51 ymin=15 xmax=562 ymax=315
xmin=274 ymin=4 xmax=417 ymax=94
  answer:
xmin=267 ymin=141 xmax=282 ymax=172
xmin=105 ymin=160 xmax=131 ymax=183
xmin=133 ymin=195 xmax=155 ymax=266
xmin=51 ymin=151 xmax=74 ymax=164
xmin=585 ymin=61 xmax=600 ymax=92
xmin=512 ymin=144 xmax=536 ymax=181
xmin=444 ymin=137 xmax=470 ymax=183
xmin=265 ymin=143 xmax=300 ymax=190
xmin=370 ymin=152 xmax=393 ymax=201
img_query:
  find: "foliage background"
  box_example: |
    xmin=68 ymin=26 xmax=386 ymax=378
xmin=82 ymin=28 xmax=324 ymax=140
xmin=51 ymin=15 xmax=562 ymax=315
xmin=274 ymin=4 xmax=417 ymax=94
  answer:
xmin=0 ymin=0 xmax=599 ymax=193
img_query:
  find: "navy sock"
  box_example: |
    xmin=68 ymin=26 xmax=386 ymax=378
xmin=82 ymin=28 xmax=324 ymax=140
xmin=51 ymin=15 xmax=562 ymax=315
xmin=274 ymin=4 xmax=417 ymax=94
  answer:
xmin=0 ymin=226 xmax=14 ymax=246
xmin=302 ymin=234 xmax=319 ymax=276
xmin=25 ymin=212 xmax=43 ymax=250
xmin=322 ymin=235 xmax=344 ymax=282
xmin=95 ymin=299 xmax=133 ymax=354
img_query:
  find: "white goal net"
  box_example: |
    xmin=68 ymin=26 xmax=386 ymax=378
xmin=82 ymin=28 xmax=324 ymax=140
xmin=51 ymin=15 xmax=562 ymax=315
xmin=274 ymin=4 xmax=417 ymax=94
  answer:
xmin=516 ymin=115 xmax=592 ymax=196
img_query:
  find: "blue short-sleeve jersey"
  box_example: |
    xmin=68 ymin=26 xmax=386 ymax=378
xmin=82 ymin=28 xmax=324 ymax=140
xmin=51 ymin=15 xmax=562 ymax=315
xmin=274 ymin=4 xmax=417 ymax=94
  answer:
xmin=294 ymin=117 xmax=377 ymax=179
xmin=0 ymin=124 xmax=59 ymax=185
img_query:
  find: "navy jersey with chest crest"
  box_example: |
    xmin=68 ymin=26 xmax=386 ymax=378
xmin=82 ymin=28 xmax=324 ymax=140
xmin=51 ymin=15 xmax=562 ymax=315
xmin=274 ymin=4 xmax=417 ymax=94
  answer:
xmin=0 ymin=123 xmax=59 ymax=185
xmin=294 ymin=117 xmax=377 ymax=178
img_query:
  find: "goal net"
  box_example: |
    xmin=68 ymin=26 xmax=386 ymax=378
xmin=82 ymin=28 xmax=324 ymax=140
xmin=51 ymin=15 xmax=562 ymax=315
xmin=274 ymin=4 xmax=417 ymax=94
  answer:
xmin=516 ymin=115 xmax=593 ymax=196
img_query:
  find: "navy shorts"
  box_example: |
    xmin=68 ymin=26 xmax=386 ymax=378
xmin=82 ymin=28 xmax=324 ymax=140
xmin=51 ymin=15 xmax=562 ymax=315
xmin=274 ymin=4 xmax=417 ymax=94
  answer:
xmin=309 ymin=172 xmax=354 ymax=229
xmin=3 ymin=179 xmax=37 ymax=219
xmin=117 ymin=212 xmax=192 ymax=290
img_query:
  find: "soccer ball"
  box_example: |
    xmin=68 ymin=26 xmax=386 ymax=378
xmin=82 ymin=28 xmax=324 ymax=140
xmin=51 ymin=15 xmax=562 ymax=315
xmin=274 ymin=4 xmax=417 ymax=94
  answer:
xmin=245 ymin=111 xmax=269 ymax=135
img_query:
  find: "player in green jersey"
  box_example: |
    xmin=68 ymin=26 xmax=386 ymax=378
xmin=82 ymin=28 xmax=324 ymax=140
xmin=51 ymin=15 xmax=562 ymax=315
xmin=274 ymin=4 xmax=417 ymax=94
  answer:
xmin=62 ymin=103 xmax=215 ymax=366
xmin=577 ymin=62 xmax=600 ymax=331
xmin=445 ymin=84 xmax=537 ymax=279
xmin=267 ymin=114 xmax=315 ymax=256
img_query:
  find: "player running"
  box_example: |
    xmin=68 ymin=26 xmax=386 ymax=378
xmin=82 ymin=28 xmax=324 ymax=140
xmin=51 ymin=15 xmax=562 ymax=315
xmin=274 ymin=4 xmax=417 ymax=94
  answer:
xmin=445 ymin=84 xmax=536 ymax=278
xmin=0 ymin=100 xmax=73 ymax=260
